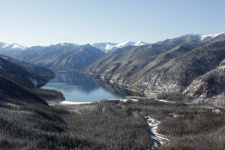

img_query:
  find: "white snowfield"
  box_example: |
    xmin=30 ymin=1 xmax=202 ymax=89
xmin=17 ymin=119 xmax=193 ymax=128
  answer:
xmin=157 ymin=99 xmax=175 ymax=103
xmin=60 ymin=99 xmax=138 ymax=105
xmin=107 ymin=98 xmax=138 ymax=102
xmin=145 ymin=116 xmax=170 ymax=150
xmin=60 ymin=101 xmax=92 ymax=105
xmin=29 ymin=77 xmax=38 ymax=88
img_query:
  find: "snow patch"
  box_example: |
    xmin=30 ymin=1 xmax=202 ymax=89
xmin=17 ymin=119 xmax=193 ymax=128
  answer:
xmin=134 ymin=41 xmax=146 ymax=46
xmin=157 ymin=99 xmax=175 ymax=103
xmin=107 ymin=99 xmax=138 ymax=102
xmin=0 ymin=65 xmax=5 ymax=71
xmin=59 ymin=99 xmax=138 ymax=105
xmin=105 ymin=43 xmax=114 ymax=50
xmin=29 ymin=77 xmax=38 ymax=88
xmin=115 ymin=41 xmax=133 ymax=47
xmin=2 ymin=43 xmax=10 ymax=48
xmin=11 ymin=44 xmax=26 ymax=50
xmin=60 ymin=101 xmax=92 ymax=105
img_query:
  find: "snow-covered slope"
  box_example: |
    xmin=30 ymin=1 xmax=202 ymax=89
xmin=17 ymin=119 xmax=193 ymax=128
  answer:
xmin=0 ymin=42 xmax=26 ymax=50
xmin=188 ymin=32 xmax=225 ymax=42
xmin=91 ymin=41 xmax=149 ymax=53
xmin=200 ymin=32 xmax=225 ymax=41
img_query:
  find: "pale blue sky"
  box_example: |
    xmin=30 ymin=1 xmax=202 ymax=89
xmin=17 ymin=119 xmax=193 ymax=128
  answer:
xmin=0 ymin=0 xmax=225 ymax=46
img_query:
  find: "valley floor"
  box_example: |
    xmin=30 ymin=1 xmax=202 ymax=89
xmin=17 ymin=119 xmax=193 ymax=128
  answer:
xmin=1 ymin=93 xmax=225 ymax=150
xmin=145 ymin=116 xmax=170 ymax=150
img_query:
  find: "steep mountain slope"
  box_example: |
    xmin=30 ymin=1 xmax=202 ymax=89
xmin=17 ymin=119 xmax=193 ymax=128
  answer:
xmin=0 ymin=72 xmax=48 ymax=105
xmin=183 ymin=58 xmax=225 ymax=101
xmin=0 ymin=54 xmax=54 ymax=88
xmin=85 ymin=33 xmax=225 ymax=101
xmin=85 ymin=43 xmax=177 ymax=82
xmin=91 ymin=41 xmax=148 ymax=53
xmin=133 ymin=40 xmax=225 ymax=93
xmin=0 ymin=54 xmax=62 ymax=106
xmin=124 ymin=42 xmax=206 ymax=86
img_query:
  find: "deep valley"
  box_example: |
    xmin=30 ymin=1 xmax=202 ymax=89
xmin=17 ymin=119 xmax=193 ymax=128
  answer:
xmin=0 ymin=32 xmax=225 ymax=150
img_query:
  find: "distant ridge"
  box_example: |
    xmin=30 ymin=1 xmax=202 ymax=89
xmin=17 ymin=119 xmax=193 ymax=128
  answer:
xmin=0 ymin=41 xmax=149 ymax=72
xmin=12 ymin=44 xmax=105 ymax=72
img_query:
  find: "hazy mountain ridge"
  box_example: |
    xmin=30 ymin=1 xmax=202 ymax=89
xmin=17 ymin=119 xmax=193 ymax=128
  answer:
xmin=8 ymin=44 xmax=105 ymax=72
xmin=0 ymin=42 xmax=26 ymax=57
xmin=0 ymin=41 xmax=149 ymax=72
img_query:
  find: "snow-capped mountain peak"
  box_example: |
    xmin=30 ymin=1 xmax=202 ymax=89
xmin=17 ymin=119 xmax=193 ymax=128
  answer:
xmin=115 ymin=41 xmax=135 ymax=47
xmin=200 ymin=32 xmax=225 ymax=41
xmin=1 ymin=43 xmax=10 ymax=48
xmin=134 ymin=41 xmax=147 ymax=46
xmin=11 ymin=43 xmax=26 ymax=50
xmin=105 ymin=43 xmax=114 ymax=51
xmin=91 ymin=41 xmax=149 ymax=53
xmin=0 ymin=42 xmax=26 ymax=50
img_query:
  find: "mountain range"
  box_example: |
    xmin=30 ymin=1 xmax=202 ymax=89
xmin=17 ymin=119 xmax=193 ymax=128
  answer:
xmin=84 ymin=32 xmax=225 ymax=103
xmin=0 ymin=41 xmax=148 ymax=72
xmin=0 ymin=41 xmax=148 ymax=56
xmin=1 ymin=32 xmax=225 ymax=103
xmin=14 ymin=44 xmax=105 ymax=72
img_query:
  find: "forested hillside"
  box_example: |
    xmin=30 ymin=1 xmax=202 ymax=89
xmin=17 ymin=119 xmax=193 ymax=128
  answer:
xmin=84 ymin=33 xmax=225 ymax=104
xmin=0 ymin=54 xmax=54 ymax=88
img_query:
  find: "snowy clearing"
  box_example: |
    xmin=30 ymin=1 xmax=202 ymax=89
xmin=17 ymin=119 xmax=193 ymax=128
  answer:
xmin=107 ymin=98 xmax=138 ymax=102
xmin=60 ymin=101 xmax=92 ymax=105
xmin=146 ymin=116 xmax=170 ymax=150
xmin=157 ymin=99 xmax=176 ymax=103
